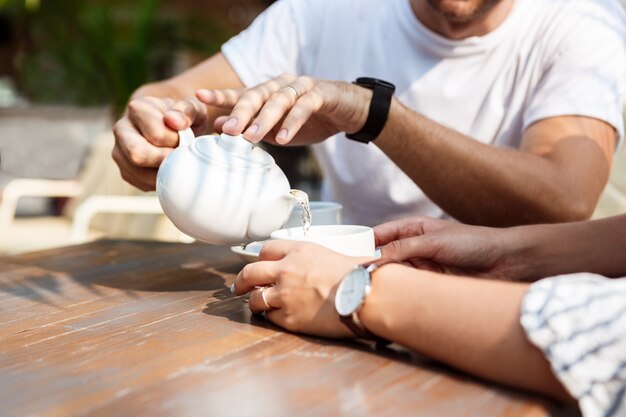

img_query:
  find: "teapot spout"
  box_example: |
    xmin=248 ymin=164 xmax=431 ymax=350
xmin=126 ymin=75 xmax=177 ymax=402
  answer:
xmin=289 ymin=189 xmax=309 ymax=205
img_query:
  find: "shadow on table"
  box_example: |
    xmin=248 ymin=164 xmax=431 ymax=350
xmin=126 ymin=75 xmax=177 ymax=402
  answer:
xmin=202 ymin=279 xmax=570 ymax=417
xmin=0 ymin=240 xmax=244 ymax=306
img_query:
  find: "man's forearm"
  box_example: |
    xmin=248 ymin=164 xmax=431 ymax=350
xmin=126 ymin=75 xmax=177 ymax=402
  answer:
xmin=375 ymin=100 xmax=611 ymax=226
xmin=360 ymin=264 xmax=573 ymax=402
xmin=132 ymin=53 xmax=244 ymax=100
xmin=131 ymin=80 xmax=187 ymax=101
xmin=127 ymin=53 xmax=244 ymax=130
xmin=503 ymin=215 xmax=626 ymax=280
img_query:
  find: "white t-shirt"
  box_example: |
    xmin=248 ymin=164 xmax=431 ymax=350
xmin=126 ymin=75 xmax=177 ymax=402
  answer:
xmin=222 ymin=0 xmax=626 ymax=226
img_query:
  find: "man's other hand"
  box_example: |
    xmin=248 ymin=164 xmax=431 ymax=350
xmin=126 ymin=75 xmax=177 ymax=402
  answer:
xmin=112 ymin=96 xmax=210 ymax=191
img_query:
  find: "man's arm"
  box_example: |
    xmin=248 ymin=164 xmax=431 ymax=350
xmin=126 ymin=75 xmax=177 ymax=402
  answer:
xmin=112 ymin=53 xmax=244 ymax=190
xmin=133 ymin=52 xmax=244 ymax=124
xmin=199 ymin=77 xmax=616 ymax=227
xmin=378 ymin=99 xmax=616 ymax=226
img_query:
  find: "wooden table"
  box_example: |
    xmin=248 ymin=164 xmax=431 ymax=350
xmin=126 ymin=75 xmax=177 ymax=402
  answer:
xmin=0 ymin=240 xmax=560 ymax=417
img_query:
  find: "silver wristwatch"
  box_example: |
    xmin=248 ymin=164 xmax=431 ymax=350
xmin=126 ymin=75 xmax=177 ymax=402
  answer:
xmin=334 ymin=259 xmax=393 ymax=343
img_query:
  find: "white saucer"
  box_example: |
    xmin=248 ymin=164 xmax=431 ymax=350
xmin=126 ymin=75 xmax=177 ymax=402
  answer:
xmin=230 ymin=240 xmax=382 ymax=263
xmin=230 ymin=241 xmax=264 ymax=263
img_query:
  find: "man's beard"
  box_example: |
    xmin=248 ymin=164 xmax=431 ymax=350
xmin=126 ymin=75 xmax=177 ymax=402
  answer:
xmin=426 ymin=0 xmax=504 ymax=23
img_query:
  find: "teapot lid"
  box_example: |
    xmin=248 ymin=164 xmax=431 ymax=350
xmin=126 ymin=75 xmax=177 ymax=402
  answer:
xmin=192 ymin=133 xmax=274 ymax=168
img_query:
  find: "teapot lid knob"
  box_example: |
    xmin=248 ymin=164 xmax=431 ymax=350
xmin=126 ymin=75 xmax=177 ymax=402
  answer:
xmin=189 ymin=131 xmax=276 ymax=168
xmin=216 ymin=133 xmax=254 ymax=155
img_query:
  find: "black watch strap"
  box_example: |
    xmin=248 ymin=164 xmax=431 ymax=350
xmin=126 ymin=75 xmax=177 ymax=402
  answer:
xmin=346 ymin=77 xmax=396 ymax=144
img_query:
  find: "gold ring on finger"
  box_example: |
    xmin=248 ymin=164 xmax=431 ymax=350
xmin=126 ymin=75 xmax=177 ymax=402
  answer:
xmin=258 ymin=285 xmax=273 ymax=309
xmin=282 ymin=84 xmax=300 ymax=100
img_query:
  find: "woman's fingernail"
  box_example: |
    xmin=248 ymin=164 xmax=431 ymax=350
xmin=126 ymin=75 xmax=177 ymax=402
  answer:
xmin=223 ymin=117 xmax=238 ymax=129
xmin=230 ymin=283 xmax=236 ymax=294
xmin=245 ymin=124 xmax=259 ymax=135
xmin=276 ymin=128 xmax=288 ymax=142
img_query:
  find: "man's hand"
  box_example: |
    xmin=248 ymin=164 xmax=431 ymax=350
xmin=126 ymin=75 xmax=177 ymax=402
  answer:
xmin=112 ymin=96 xmax=210 ymax=191
xmin=374 ymin=216 xmax=522 ymax=279
xmin=111 ymin=52 xmax=245 ymax=190
xmin=195 ymin=74 xmax=372 ymax=146
xmin=232 ymin=240 xmax=372 ymax=338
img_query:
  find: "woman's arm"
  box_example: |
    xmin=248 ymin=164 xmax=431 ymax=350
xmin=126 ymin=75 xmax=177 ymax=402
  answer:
xmin=504 ymin=214 xmax=626 ymax=279
xmin=374 ymin=214 xmax=626 ymax=281
xmin=359 ymin=264 xmax=573 ymax=402
xmin=234 ymin=241 xmax=574 ymax=402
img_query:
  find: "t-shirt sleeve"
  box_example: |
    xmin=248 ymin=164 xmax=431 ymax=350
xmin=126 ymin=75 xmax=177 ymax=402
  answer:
xmin=523 ymin=1 xmax=626 ymax=145
xmin=221 ymin=0 xmax=318 ymax=87
xmin=521 ymin=274 xmax=626 ymax=417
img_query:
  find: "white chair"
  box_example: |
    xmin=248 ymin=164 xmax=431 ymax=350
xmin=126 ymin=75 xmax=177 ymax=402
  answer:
xmin=0 ymin=129 xmax=190 ymax=255
xmin=69 ymin=195 xmax=193 ymax=244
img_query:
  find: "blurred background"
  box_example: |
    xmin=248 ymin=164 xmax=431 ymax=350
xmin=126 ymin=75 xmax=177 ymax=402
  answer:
xmin=0 ymin=0 xmax=624 ymax=255
xmin=0 ymin=0 xmax=321 ymax=254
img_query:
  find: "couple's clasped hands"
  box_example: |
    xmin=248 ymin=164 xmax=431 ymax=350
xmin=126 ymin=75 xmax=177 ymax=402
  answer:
xmin=112 ymin=74 xmax=371 ymax=190
xmin=232 ymin=215 xmax=525 ymax=339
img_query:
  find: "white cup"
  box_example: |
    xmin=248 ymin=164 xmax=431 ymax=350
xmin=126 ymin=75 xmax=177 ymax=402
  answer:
xmin=284 ymin=201 xmax=343 ymax=228
xmin=270 ymin=225 xmax=375 ymax=257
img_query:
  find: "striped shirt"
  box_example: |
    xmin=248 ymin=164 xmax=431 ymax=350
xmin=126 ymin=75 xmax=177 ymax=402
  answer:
xmin=521 ymin=274 xmax=626 ymax=417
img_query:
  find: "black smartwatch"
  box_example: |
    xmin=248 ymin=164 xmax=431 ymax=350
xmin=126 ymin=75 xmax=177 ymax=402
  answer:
xmin=345 ymin=77 xmax=396 ymax=144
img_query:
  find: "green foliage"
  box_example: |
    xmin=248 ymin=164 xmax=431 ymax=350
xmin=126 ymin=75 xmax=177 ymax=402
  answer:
xmin=3 ymin=0 xmax=230 ymax=115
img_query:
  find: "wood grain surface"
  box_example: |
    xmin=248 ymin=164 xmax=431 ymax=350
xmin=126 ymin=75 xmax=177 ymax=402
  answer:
xmin=0 ymin=240 xmax=561 ymax=417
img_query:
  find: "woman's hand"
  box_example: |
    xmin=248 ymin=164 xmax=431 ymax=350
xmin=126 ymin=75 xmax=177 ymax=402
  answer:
xmin=374 ymin=216 xmax=522 ymax=279
xmin=232 ymin=240 xmax=372 ymax=338
xmin=195 ymin=74 xmax=372 ymax=145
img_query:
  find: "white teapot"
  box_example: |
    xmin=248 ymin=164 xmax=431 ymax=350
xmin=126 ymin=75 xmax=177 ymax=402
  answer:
xmin=156 ymin=128 xmax=300 ymax=245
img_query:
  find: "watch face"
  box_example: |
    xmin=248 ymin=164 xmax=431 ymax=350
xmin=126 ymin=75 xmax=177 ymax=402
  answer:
xmin=335 ymin=267 xmax=370 ymax=316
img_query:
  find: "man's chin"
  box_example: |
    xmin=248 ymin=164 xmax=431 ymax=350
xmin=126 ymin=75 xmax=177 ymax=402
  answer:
xmin=426 ymin=0 xmax=503 ymax=23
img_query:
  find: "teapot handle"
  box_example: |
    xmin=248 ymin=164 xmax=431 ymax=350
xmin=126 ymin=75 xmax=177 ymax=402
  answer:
xmin=178 ymin=128 xmax=195 ymax=148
